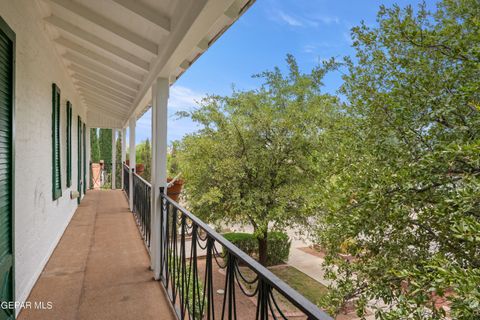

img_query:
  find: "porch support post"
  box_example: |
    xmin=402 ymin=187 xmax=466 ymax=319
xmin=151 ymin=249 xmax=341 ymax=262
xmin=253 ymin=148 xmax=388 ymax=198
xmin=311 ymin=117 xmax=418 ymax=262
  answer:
xmin=151 ymin=77 xmax=169 ymax=279
xmin=129 ymin=117 xmax=136 ymax=211
xmin=121 ymin=127 xmax=126 ymax=189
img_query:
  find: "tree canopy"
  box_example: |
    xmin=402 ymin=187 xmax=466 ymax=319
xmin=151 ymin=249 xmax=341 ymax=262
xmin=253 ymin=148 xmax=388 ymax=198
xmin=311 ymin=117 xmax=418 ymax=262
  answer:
xmin=313 ymin=1 xmax=480 ymax=318
xmin=98 ymin=128 xmax=112 ymax=163
xmin=177 ymin=56 xmax=341 ymax=265
xmin=90 ymin=128 xmax=100 ymax=163
xmin=136 ymin=139 xmax=152 ymax=181
xmin=115 ymin=132 xmax=122 ymax=189
xmin=174 ymin=0 xmax=479 ymax=317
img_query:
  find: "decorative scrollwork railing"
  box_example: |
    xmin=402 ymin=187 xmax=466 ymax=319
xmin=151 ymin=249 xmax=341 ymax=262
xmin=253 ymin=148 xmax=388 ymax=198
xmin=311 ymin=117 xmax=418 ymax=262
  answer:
xmin=132 ymin=171 xmax=151 ymax=250
xmin=123 ymin=163 xmax=130 ymax=199
xmin=159 ymin=191 xmax=332 ymax=320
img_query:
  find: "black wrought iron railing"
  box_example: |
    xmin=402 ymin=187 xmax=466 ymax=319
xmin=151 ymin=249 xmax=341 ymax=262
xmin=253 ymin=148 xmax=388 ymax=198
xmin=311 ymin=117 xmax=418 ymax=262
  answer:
xmin=123 ymin=163 xmax=130 ymax=199
xmin=133 ymin=171 xmax=151 ymax=249
xmin=159 ymin=192 xmax=332 ymax=320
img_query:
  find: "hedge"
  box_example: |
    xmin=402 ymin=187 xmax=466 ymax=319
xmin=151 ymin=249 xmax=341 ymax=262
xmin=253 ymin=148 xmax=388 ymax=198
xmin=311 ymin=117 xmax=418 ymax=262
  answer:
xmin=222 ymin=231 xmax=291 ymax=266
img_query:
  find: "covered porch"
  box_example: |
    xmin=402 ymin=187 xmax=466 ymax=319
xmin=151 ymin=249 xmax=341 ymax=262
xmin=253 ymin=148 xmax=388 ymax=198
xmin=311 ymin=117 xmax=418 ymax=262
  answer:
xmin=0 ymin=0 xmax=332 ymax=318
xmin=18 ymin=190 xmax=175 ymax=320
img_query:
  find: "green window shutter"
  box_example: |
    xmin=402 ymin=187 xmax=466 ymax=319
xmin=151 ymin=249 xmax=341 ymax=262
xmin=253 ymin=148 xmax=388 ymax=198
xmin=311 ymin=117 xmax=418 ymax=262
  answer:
xmin=66 ymin=101 xmax=72 ymax=187
xmin=52 ymin=83 xmax=62 ymax=200
xmin=0 ymin=16 xmax=15 ymax=320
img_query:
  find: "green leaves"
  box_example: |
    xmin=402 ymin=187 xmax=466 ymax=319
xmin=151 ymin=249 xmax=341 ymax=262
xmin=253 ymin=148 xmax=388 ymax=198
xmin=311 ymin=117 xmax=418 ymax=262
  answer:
xmin=136 ymin=139 xmax=151 ymax=180
xmin=177 ymin=56 xmax=340 ymax=264
xmin=314 ymin=0 xmax=480 ymax=318
xmin=175 ymin=0 xmax=479 ymax=315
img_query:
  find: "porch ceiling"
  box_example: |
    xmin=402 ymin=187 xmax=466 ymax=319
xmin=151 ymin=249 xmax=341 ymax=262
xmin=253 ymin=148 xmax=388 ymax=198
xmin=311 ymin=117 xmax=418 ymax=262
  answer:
xmin=37 ymin=0 xmax=254 ymax=128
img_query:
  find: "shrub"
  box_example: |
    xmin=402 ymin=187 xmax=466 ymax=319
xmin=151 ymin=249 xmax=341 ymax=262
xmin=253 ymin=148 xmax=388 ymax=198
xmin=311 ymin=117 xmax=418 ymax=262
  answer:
xmin=223 ymin=232 xmax=257 ymax=257
xmin=266 ymin=231 xmax=291 ymax=266
xmin=168 ymin=253 xmax=206 ymax=319
xmin=222 ymin=232 xmax=291 ymax=266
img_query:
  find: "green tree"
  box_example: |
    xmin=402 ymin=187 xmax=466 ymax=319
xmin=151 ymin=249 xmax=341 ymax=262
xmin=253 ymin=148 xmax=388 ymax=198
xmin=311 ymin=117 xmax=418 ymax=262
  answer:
xmin=167 ymin=140 xmax=181 ymax=178
xmin=314 ymin=1 xmax=480 ymax=318
xmin=178 ymin=56 xmax=340 ymax=265
xmin=90 ymin=128 xmax=100 ymax=163
xmin=115 ymin=132 xmax=122 ymax=189
xmin=98 ymin=128 xmax=112 ymax=163
xmin=136 ymin=139 xmax=151 ymax=181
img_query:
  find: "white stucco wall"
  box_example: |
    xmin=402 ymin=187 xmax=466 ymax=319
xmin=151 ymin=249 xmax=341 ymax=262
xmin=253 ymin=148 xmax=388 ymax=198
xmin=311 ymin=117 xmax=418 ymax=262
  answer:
xmin=0 ymin=0 xmax=89 ymax=307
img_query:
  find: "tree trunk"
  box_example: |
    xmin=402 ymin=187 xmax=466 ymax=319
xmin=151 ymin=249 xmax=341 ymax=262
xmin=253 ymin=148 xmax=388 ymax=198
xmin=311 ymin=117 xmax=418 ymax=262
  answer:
xmin=258 ymin=232 xmax=268 ymax=266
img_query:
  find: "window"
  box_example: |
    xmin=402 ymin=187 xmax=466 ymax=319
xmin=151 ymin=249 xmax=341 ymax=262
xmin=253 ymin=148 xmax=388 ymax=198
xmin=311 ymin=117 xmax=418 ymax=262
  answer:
xmin=52 ymin=83 xmax=62 ymax=200
xmin=66 ymin=101 xmax=72 ymax=187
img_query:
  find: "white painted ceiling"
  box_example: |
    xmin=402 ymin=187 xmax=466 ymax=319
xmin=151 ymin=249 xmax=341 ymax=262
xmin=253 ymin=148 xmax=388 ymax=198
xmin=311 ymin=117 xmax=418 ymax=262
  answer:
xmin=37 ymin=0 xmax=254 ymax=128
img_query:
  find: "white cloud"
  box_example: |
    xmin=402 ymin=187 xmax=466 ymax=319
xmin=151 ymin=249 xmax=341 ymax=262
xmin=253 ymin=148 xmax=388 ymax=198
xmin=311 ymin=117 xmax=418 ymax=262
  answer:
xmin=167 ymin=117 xmax=200 ymax=142
xmin=132 ymin=85 xmax=205 ymax=143
xmin=303 ymin=44 xmax=316 ymax=53
xmin=167 ymin=85 xmax=205 ymax=142
xmin=169 ymin=85 xmax=205 ymax=111
xmin=268 ymin=5 xmax=341 ymax=28
xmin=303 ymin=41 xmax=338 ymax=53
xmin=312 ymin=15 xmax=340 ymax=25
xmin=276 ymin=10 xmax=304 ymax=27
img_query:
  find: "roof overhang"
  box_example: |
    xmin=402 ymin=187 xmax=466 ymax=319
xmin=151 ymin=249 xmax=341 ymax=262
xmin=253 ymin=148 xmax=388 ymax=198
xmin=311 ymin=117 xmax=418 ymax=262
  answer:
xmin=37 ymin=0 xmax=255 ymax=128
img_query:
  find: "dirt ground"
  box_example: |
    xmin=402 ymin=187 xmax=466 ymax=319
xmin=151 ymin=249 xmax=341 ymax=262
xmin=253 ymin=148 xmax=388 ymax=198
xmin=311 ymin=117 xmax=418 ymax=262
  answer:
xmin=297 ymin=246 xmax=327 ymax=259
xmin=165 ymin=257 xmax=320 ymax=319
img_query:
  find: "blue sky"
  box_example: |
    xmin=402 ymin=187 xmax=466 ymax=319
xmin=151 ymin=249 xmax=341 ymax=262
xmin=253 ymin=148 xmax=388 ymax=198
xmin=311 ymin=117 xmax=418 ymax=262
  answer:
xmin=134 ymin=0 xmax=437 ymax=144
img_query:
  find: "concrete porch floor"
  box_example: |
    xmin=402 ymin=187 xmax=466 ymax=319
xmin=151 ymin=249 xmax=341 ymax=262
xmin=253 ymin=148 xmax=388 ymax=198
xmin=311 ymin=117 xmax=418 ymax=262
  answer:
xmin=19 ymin=190 xmax=175 ymax=320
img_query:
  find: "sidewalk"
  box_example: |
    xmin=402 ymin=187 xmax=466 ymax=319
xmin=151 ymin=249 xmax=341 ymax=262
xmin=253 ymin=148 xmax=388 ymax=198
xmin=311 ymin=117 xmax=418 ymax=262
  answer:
xmin=225 ymin=225 xmax=334 ymax=286
xmin=287 ymin=232 xmax=380 ymax=320
xmin=287 ymin=234 xmax=334 ymax=287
